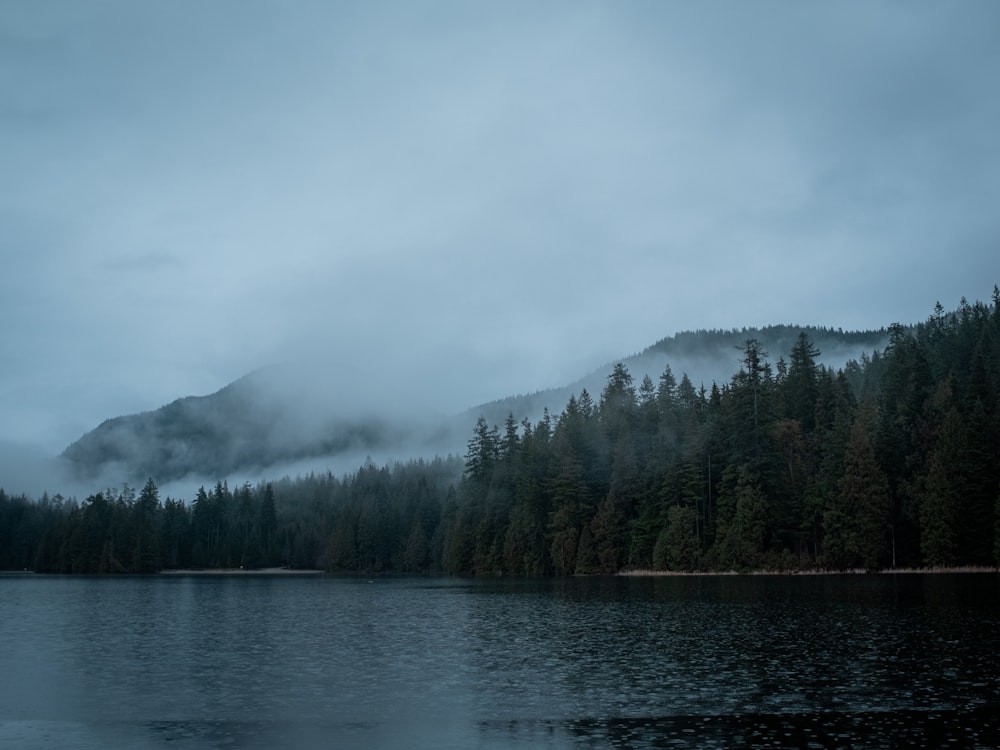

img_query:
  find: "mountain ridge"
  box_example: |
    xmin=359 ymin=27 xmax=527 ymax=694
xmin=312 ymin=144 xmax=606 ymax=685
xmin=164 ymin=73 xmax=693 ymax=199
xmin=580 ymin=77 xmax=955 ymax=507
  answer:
xmin=468 ymin=323 xmax=889 ymax=430
xmin=61 ymin=322 xmax=891 ymax=484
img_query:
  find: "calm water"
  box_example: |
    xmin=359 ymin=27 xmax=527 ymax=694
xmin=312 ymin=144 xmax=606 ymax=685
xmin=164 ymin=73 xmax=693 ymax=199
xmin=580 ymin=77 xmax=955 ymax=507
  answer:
xmin=2 ymin=573 xmax=1000 ymax=749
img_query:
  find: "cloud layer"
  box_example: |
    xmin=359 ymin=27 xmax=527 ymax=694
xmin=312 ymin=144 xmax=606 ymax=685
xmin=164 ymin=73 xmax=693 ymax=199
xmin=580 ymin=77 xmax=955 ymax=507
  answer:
xmin=2 ymin=0 xmax=998 ymax=456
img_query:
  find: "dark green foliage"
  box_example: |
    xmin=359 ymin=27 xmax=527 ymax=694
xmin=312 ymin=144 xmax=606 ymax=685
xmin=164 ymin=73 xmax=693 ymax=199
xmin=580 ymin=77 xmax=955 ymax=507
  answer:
xmin=823 ymin=406 xmax=891 ymax=569
xmin=713 ymin=465 xmax=771 ymax=570
xmin=5 ymin=290 xmax=1000 ymax=574
xmin=653 ymin=505 xmax=700 ymax=571
xmin=915 ymin=396 xmax=965 ymax=567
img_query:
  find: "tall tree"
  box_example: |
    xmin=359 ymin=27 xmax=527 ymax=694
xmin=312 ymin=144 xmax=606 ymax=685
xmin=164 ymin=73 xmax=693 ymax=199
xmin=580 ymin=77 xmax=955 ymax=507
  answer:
xmin=916 ymin=404 xmax=966 ymax=567
xmin=824 ymin=405 xmax=891 ymax=570
xmin=713 ymin=465 xmax=770 ymax=570
xmin=784 ymin=332 xmax=821 ymax=431
xmin=130 ymin=478 xmax=161 ymax=573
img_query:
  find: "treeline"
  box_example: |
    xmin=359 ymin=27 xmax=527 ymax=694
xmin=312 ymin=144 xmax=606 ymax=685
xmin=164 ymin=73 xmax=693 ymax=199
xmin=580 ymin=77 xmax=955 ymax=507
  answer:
xmin=2 ymin=291 xmax=999 ymax=574
xmin=433 ymin=292 xmax=1000 ymax=574
xmin=0 ymin=459 xmax=463 ymax=573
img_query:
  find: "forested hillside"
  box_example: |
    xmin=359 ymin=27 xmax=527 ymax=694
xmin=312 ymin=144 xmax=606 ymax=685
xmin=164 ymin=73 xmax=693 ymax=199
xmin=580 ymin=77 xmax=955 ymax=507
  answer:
xmin=463 ymin=324 xmax=888 ymax=437
xmin=59 ymin=368 xmax=411 ymax=483
xmin=59 ymin=325 xmax=887 ymax=485
xmin=2 ymin=291 xmax=998 ymax=574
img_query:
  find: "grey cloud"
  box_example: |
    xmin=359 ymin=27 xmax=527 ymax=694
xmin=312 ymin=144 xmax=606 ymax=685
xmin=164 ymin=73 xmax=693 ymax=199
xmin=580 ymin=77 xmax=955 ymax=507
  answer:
xmin=1 ymin=0 xmax=998 ymax=483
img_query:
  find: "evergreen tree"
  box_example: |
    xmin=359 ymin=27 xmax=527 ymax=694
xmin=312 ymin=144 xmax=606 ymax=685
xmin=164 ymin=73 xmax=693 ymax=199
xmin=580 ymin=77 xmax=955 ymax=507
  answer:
xmin=824 ymin=405 xmax=891 ymax=569
xmin=713 ymin=465 xmax=770 ymax=570
xmin=257 ymin=482 xmax=278 ymax=566
xmin=784 ymin=331 xmax=821 ymax=432
xmin=402 ymin=518 xmax=430 ymax=572
xmin=590 ymin=495 xmax=627 ymax=573
xmin=130 ymin=478 xmax=161 ymax=573
xmin=653 ymin=504 xmax=700 ymax=571
xmin=574 ymin=524 xmax=599 ymax=574
xmin=916 ymin=405 xmax=965 ymax=567
xmin=465 ymin=416 xmax=499 ymax=488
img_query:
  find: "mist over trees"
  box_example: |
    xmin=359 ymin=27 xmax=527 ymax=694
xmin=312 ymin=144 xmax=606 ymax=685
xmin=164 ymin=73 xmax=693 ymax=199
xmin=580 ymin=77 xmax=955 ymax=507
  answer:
xmin=58 ymin=325 xmax=888 ymax=486
xmin=2 ymin=291 xmax=999 ymax=574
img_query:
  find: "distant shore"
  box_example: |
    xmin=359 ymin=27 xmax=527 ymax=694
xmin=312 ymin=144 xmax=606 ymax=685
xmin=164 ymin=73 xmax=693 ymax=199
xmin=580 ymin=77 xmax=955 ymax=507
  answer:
xmin=619 ymin=566 xmax=999 ymax=576
xmin=160 ymin=566 xmax=998 ymax=577
xmin=160 ymin=567 xmax=322 ymax=575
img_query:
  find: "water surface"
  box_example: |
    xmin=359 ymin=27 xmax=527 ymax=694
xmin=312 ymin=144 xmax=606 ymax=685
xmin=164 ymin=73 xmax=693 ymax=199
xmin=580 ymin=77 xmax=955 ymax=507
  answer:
xmin=1 ymin=573 xmax=999 ymax=748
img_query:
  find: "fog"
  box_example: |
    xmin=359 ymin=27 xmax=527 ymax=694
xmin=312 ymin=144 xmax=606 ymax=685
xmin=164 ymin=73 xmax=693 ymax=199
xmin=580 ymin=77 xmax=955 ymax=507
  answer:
xmin=0 ymin=323 xmax=887 ymax=502
xmin=2 ymin=1 xmax=999 ymax=497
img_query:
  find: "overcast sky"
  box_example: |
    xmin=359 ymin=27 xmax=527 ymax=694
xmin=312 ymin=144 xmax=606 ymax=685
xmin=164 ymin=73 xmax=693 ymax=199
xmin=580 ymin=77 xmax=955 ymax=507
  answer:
xmin=2 ymin=0 xmax=999 ymax=454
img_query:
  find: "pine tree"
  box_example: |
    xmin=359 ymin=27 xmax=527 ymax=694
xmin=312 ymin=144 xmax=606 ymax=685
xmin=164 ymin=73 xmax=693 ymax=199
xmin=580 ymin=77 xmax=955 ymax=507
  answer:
xmin=574 ymin=524 xmax=599 ymax=574
xmin=402 ymin=519 xmax=430 ymax=572
xmin=917 ymin=406 xmax=965 ymax=567
xmin=130 ymin=478 xmax=161 ymax=573
xmin=465 ymin=416 xmax=499 ymax=486
xmin=258 ymin=483 xmax=277 ymax=566
xmin=824 ymin=406 xmax=890 ymax=569
xmin=784 ymin=331 xmax=821 ymax=431
xmin=714 ymin=465 xmax=769 ymax=570
xmin=674 ymin=503 xmax=701 ymax=570
xmin=590 ymin=495 xmax=627 ymax=573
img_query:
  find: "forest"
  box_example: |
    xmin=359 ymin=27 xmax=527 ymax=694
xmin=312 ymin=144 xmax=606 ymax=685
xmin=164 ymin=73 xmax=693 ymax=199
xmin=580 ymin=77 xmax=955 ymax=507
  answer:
xmin=2 ymin=290 xmax=999 ymax=575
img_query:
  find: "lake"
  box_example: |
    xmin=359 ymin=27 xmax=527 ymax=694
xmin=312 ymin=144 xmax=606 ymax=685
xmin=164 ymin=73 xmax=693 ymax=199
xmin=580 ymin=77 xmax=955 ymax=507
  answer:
xmin=1 ymin=573 xmax=999 ymax=749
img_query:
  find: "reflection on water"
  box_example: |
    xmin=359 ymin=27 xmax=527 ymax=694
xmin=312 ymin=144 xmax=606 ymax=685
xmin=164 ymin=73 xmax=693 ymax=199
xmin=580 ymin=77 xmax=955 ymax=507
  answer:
xmin=1 ymin=573 xmax=999 ymax=748
xmin=482 ymin=707 xmax=1000 ymax=749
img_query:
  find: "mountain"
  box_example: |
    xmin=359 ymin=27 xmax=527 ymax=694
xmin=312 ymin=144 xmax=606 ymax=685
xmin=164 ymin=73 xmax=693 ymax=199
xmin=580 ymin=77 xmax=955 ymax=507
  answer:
xmin=61 ymin=324 xmax=889 ymax=484
xmin=60 ymin=367 xmax=441 ymax=484
xmin=468 ymin=324 xmax=889 ymax=431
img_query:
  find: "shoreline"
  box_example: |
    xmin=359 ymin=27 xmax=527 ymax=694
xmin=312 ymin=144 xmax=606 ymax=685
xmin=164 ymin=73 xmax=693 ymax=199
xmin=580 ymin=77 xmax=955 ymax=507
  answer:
xmin=7 ymin=566 xmax=996 ymax=577
xmin=159 ymin=567 xmax=323 ymax=575
xmin=618 ymin=566 xmax=999 ymax=577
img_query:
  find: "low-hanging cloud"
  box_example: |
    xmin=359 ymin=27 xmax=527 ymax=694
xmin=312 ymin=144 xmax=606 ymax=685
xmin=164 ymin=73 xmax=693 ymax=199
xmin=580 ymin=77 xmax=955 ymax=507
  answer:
xmin=1 ymin=0 xmax=998 ymax=491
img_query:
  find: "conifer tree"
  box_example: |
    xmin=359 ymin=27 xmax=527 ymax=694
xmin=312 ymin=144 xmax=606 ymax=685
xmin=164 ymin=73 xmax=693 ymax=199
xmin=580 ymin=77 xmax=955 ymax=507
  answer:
xmin=917 ymin=406 xmax=965 ymax=567
xmin=824 ymin=405 xmax=890 ymax=569
xmin=714 ymin=465 xmax=769 ymax=570
xmin=130 ymin=478 xmax=161 ymax=573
